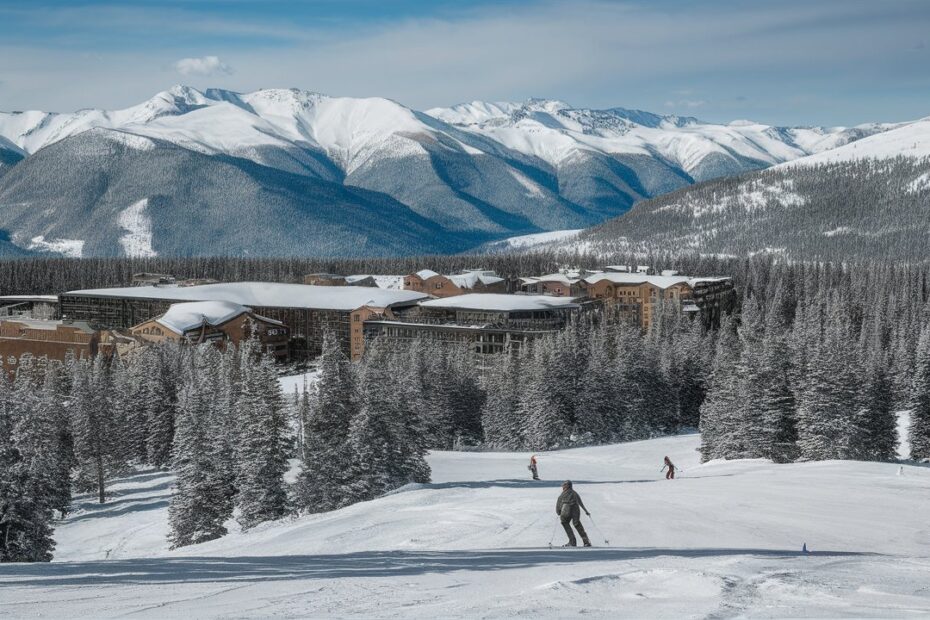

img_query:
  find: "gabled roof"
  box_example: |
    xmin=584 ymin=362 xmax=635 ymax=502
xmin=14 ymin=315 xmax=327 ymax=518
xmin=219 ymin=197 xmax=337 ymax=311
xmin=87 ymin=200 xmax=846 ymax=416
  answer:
xmin=414 ymin=269 xmax=440 ymax=280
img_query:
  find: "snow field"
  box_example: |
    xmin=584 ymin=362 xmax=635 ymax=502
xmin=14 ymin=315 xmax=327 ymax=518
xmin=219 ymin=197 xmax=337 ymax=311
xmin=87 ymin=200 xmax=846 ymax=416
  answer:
xmin=1 ymin=431 xmax=929 ymax=618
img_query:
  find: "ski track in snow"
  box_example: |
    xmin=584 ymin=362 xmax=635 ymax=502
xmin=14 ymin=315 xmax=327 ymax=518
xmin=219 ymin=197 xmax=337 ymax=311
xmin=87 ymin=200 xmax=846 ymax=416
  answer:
xmin=117 ymin=199 xmax=157 ymax=258
xmin=1 ymin=432 xmax=930 ymax=618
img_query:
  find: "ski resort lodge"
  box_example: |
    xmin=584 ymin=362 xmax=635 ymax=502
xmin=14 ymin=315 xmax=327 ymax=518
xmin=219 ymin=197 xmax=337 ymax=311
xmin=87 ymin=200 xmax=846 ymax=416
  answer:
xmin=363 ymin=294 xmax=589 ymax=355
xmin=403 ymin=269 xmax=507 ymax=298
xmin=58 ymin=282 xmax=429 ymax=360
xmin=129 ymin=301 xmax=290 ymax=360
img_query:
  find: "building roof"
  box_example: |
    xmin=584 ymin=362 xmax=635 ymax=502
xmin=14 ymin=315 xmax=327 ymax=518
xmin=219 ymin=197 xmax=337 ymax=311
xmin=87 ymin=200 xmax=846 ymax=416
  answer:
xmin=0 ymin=294 xmax=60 ymax=303
xmin=414 ymin=269 xmax=440 ymax=280
xmin=419 ymin=294 xmax=579 ymax=312
xmin=583 ymin=273 xmax=731 ymax=289
xmin=64 ymin=282 xmax=430 ymax=311
xmin=447 ymin=272 xmax=505 ymax=288
xmin=154 ymin=301 xmax=259 ymax=334
xmin=0 ymin=318 xmax=95 ymax=333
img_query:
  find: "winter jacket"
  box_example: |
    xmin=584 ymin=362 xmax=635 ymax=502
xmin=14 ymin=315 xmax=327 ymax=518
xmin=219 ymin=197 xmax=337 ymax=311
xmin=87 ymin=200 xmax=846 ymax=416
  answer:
xmin=556 ymin=489 xmax=587 ymax=520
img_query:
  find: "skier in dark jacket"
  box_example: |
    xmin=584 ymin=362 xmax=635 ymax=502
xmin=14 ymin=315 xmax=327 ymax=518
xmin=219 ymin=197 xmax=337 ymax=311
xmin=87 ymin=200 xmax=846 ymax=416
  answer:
xmin=556 ymin=480 xmax=591 ymax=547
xmin=662 ymin=456 xmax=675 ymax=480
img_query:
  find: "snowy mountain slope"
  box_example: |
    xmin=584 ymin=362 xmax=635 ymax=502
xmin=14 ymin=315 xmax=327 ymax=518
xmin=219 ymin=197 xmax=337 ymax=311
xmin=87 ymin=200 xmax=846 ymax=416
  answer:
xmin=0 ymin=135 xmax=24 ymax=178
xmin=2 ymin=433 xmax=929 ymax=618
xmin=557 ymin=118 xmax=930 ymax=261
xmin=0 ymin=86 xmax=912 ymax=257
xmin=0 ymin=129 xmax=463 ymax=257
xmin=778 ymin=116 xmax=930 ymax=166
xmin=426 ymin=99 xmax=896 ymax=179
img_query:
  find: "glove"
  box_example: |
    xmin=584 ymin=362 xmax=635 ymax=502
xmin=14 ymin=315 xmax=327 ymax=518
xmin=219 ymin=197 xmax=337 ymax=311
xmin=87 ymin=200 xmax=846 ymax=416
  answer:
xmin=585 ymin=511 xmax=591 ymax=516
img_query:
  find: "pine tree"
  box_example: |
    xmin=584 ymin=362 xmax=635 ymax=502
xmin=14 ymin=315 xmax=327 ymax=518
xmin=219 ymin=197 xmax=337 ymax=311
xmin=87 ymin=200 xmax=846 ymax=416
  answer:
xmin=520 ymin=338 xmax=569 ymax=450
xmin=295 ymin=332 xmax=357 ymax=512
xmin=168 ymin=347 xmax=229 ymax=547
xmin=796 ymin=296 xmax=862 ymax=460
xmin=235 ymin=342 xmax=289 ymax=529
xmin=909 ymin=326 xmax=930 ymax=460
xmin=480 ymin=347 xmax=526 ymax=449
xmin=699 ymin=316 xmax=743 ymax=461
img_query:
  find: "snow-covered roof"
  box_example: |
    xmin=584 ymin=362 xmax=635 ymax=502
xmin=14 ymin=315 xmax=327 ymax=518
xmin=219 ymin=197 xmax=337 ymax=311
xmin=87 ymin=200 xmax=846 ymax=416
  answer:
xmin=447 ymin=272 xmax=505 ymax=288
xmin=414 ymin=269 xmax=440 ymax=280
xmin=0 ymin=318 xmax=94 ymax=332
xmin=583 ymin=273 xmax=732 ymax=289
xmin=154 ymin=301 xmax=261 ymax=334
xmin=64 ymin=282 xmax=429 ymax=311
xmin=419 ymin=294 xmax=579 ymax=312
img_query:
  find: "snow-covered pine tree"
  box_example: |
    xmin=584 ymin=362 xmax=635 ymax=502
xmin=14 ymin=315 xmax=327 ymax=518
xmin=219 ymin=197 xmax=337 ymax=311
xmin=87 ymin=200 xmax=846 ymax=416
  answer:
xmin=574 ymin=323 xmax=621 ymax=443
xmin=480 ymin=345 xmax=526 ymax=449
xmin=234 ymin=341 xmax=289 ymax=529
xmin=168 ymin=346 xmax=229 ymax=547
xmin=757 ymin=295 xmax=799 ymax=462
xmin=734 ymin=296 xmax=769 ymax=458
xmin=146 ymin=344 xmax=183 ymax=467
xmin=854 ymin=308 xmax=897 ymax=462
xmin=520 ymin=337 xmax=569 ymax=450
xmin=295 ymin=331 xmax=357 ymax=512
xmin=345 ymin=338 xmax=431 ymax=504
xmin=909 ymin=326 xmax=930 ymax=460
xmin=699 ymin=315 xmax=743 ymax=461
xmin=796 ymin=295 xmax=862 ymax=460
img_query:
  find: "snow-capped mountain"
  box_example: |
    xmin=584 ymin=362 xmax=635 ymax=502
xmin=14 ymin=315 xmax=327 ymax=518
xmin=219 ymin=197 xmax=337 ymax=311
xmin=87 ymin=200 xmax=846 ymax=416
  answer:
xmin=558 ymin=118 xmax=930 ymax=261
xmin=0 ymin=86 xmax=914 ymax=257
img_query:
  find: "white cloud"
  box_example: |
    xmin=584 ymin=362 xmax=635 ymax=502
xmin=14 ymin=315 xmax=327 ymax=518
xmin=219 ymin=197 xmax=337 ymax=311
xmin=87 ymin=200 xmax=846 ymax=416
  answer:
xmin=173 ymin=55 xmax=233 ymax=77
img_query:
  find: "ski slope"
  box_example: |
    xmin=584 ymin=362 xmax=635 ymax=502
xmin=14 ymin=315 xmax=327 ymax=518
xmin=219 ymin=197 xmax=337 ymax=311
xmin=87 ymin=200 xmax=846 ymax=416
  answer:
xmin=1 ymin=434 xmax=929 ymax=618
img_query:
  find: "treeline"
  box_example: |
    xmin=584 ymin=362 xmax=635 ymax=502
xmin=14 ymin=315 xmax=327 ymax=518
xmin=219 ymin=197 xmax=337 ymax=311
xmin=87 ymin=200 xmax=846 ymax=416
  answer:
xmin=700 ymin=270 xmax=930 ymax=463
xmin=0 ymin=334 xmax=437 ymax=561
xmin=2 ymin=252 xmax=759 ymax=296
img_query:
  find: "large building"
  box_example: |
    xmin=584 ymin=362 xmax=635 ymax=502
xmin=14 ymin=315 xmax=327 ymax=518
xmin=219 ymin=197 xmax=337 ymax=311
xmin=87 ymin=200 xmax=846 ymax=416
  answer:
xmin=582 ymin=272 xmax=735 ymax=329
xmin=364 ymin=293 xmax=588 ymax=355
xmin=129 ymin=301 xmax=290 ymax=360
xmin=59 ymin=282 xmax=429 ymax=359
xmin=0 ymin=295 xmax=60 ymax=320
xmin=403 ymin=269 xmax=507 ymax=298
xmin=0 ymin=318 xmax=103 ymax=373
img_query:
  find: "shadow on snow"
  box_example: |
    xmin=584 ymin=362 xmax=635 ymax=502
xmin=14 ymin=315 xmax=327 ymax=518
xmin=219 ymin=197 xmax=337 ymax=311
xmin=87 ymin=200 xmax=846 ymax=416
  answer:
xmin=0 ymin=548 xmax=877 ymax=588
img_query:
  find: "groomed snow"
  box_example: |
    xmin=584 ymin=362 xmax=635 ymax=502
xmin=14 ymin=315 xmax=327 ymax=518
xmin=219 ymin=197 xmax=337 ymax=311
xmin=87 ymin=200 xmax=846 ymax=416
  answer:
xmin=419 ymin=293 xmax=579 ymax=312
xmin=2 ymin=433 xmax=929 ymax=618
xmin=65 ymin=282 xmax=430 ymax=311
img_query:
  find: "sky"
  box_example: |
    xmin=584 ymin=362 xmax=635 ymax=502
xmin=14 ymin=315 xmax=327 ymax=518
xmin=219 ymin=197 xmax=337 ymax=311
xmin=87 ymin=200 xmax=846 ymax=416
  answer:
xmin=0 ymin=0 xmax=928 ymax=126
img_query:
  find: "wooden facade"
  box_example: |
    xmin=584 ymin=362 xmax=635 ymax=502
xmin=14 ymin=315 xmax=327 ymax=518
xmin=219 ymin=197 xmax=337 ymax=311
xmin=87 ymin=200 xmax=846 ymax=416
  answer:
xmin=0 ymin=319 xmax=102 ymax=373
xmin=130 ymin=312 xmax=290 ymax=360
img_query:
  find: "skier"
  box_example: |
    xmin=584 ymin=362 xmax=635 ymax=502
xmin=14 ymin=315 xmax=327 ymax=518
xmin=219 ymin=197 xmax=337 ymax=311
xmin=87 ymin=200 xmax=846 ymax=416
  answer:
xmin=661 ymin=456 xmax=675 ymax=480
xmin=556 ymin=480 xmax=591 ymax=547
xmin=528 ymin=454 xmax=539 ymax=480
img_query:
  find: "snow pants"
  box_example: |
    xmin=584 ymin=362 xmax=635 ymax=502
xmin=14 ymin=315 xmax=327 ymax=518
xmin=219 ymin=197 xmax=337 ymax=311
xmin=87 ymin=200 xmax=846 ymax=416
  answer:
xmin=561 ymin=513 xmax=590 ymax=546
xmin=666 ymin=468 xmax=675 ymax=480
xmin=530 ymin=465 xmax=539 ymax=480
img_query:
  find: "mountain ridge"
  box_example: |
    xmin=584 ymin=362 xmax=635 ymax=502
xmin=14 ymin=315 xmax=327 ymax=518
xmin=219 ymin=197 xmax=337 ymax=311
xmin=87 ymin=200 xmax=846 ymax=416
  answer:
xmin=0 ymin=86 xmax=921 ymax=257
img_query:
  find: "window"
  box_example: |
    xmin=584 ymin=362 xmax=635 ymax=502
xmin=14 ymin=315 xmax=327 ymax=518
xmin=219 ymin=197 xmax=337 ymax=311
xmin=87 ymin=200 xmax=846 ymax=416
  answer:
xmin=435 ymin=282 xmax=443 ymax=289
xmin=353 ymin=315 xmax=361 ymax=322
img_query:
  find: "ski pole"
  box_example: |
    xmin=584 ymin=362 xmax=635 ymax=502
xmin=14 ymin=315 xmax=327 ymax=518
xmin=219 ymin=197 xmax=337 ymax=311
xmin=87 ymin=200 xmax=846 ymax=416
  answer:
xmin=547 ymin=518 xmax=559 ymax=548
xmin=586 ymin=513 xmax=610 ymax=546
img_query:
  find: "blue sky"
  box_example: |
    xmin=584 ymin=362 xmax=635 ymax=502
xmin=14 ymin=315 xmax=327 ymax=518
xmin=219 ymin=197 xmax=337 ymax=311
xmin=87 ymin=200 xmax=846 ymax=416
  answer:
xmin=0 ymin=0 xmax=927 ymax=125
